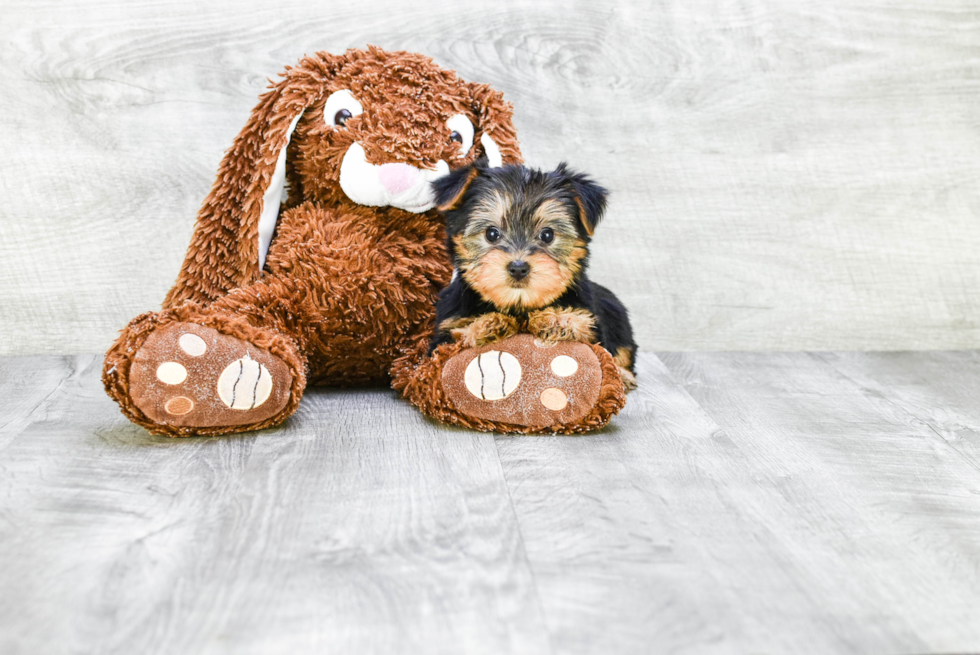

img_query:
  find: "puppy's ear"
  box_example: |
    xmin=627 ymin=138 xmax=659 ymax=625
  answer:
xmin=433 ymin=163 xmax=481 ymax=212
xmin=556 ymin=162 xmax=608 ymax=237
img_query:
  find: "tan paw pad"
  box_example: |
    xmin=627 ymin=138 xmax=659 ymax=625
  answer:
xmin=463 ymin=350 xmax=522 ymax=400
xmin=165 ymin=396 xmax=194 ymax=415
xmin=178 ymin=333 xmax=207 ymax=356
xmin=217 ymin=354 xmax=273 ymax=410
xmin=550 ymin=355 xmax=578 ymax=377
xmin=540 ymin=388 xmax=568 ymax=411
xmin=156 ymin=362 xmax=187 ymax=385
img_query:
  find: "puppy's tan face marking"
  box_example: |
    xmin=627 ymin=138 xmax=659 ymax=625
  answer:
xmin=455 ymin=193 xmax=584 ymax=310
xmin=531 ymin=199 xmax=569 ymax=231
xmin=475 ymin=189 xmax=512 ymax=224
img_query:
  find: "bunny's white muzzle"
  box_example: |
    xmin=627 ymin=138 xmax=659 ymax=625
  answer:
xmin=339 ymin=143 xmax=450 ymax=213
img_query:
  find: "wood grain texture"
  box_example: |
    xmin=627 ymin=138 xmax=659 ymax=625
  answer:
xmin=655 ymin=350 xmax=980 ymax=653
xmin=0 ymin=355 xmax=550 ymax=655
xmin=2 ymin=0 xmax=980 ymax=355
xmin=3 ymin=351 xmax=980 ymax=653
xmin=815 ymin=350 xmax=980 ymax=470
xmin=495 ymin=350 xmax=980 ymax=654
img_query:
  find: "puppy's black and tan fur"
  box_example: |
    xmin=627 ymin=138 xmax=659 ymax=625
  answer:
xmin=429 ymin=162 xmax=637 ymax=390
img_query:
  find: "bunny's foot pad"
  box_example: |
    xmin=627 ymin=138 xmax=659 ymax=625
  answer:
xmin=128 ymin=322 xmax=293 ymax=430
xmin=441 ymin=334 xmax=615 ymax=431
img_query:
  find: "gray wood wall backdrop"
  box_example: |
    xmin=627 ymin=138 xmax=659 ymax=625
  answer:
xmin=2 ymin=0 xmax=979 ymax=355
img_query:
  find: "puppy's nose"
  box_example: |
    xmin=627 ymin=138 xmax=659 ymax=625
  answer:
xmin=507 ymin=260 xmax=531 ymax=280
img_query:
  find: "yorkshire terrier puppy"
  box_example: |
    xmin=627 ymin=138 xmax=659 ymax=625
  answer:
xmin=429 ymin=161 xmax=637 ymax=390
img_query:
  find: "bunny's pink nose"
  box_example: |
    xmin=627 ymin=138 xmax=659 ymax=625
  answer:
xmin=377 ymin=163 xmax=419 ymax=195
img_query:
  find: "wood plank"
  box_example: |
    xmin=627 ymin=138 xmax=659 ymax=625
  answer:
xmin=5 ymin=351 xmax=980 ymax=652
xmin=0 ymin=355 xmax=551 ymax=655
xmin=817 ymin=350 xmax=980 ymax=470
xmin=0 ymin=355 xmax=85 ymax=452
xmin=497 ymin=351 xmax=980 ymax=654
xmin=659 ymin=351 xmax=980 ymax=652
xmin=3 ymin=0 xmax=980 ymax=354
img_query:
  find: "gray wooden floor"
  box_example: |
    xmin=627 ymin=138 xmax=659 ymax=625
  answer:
xmin=2 ymin=352 xmax=979 ymax=654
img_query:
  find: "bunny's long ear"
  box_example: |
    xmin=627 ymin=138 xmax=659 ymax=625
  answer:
xmin=162 ymin=54 xmax=339 ymax=310
xmin=467 ymin=83 xmax=522 ymax=168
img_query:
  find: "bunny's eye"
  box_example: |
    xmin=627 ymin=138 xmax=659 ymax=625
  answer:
xmin=334 ymin=109 xmax=353 ymax=126
xmin=324 ymin=90 xmax=363 ymax=128
xmin=446 ymin=114 xmax=474 ymax=157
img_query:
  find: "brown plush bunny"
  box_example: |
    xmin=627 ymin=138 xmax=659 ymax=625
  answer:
xmin=103 ymin=46 xmax=525 ymax=436
xmin=104 ymin=46 xmax=626 ymax=436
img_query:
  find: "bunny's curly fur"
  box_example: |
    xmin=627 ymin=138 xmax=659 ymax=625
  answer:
xmin=103 ymin=47 xmax=522 ymax=435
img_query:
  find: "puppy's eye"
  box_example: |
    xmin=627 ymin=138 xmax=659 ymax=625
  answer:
xmin=485 ymin=227 xmax=502 ymax=243
xmin=449 ymin=131 xmax=463 ymax=144
xmin=323 ymin=89 xmax=363 ymax=128
xmin=539 ymin=228 xmax=555 ymax=244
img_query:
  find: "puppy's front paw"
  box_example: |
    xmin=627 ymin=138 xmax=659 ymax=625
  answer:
xmin=448 ymin=313 xmax=520 ymax=348
xmin=527 ymin=307 xmax=596 ymax=344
